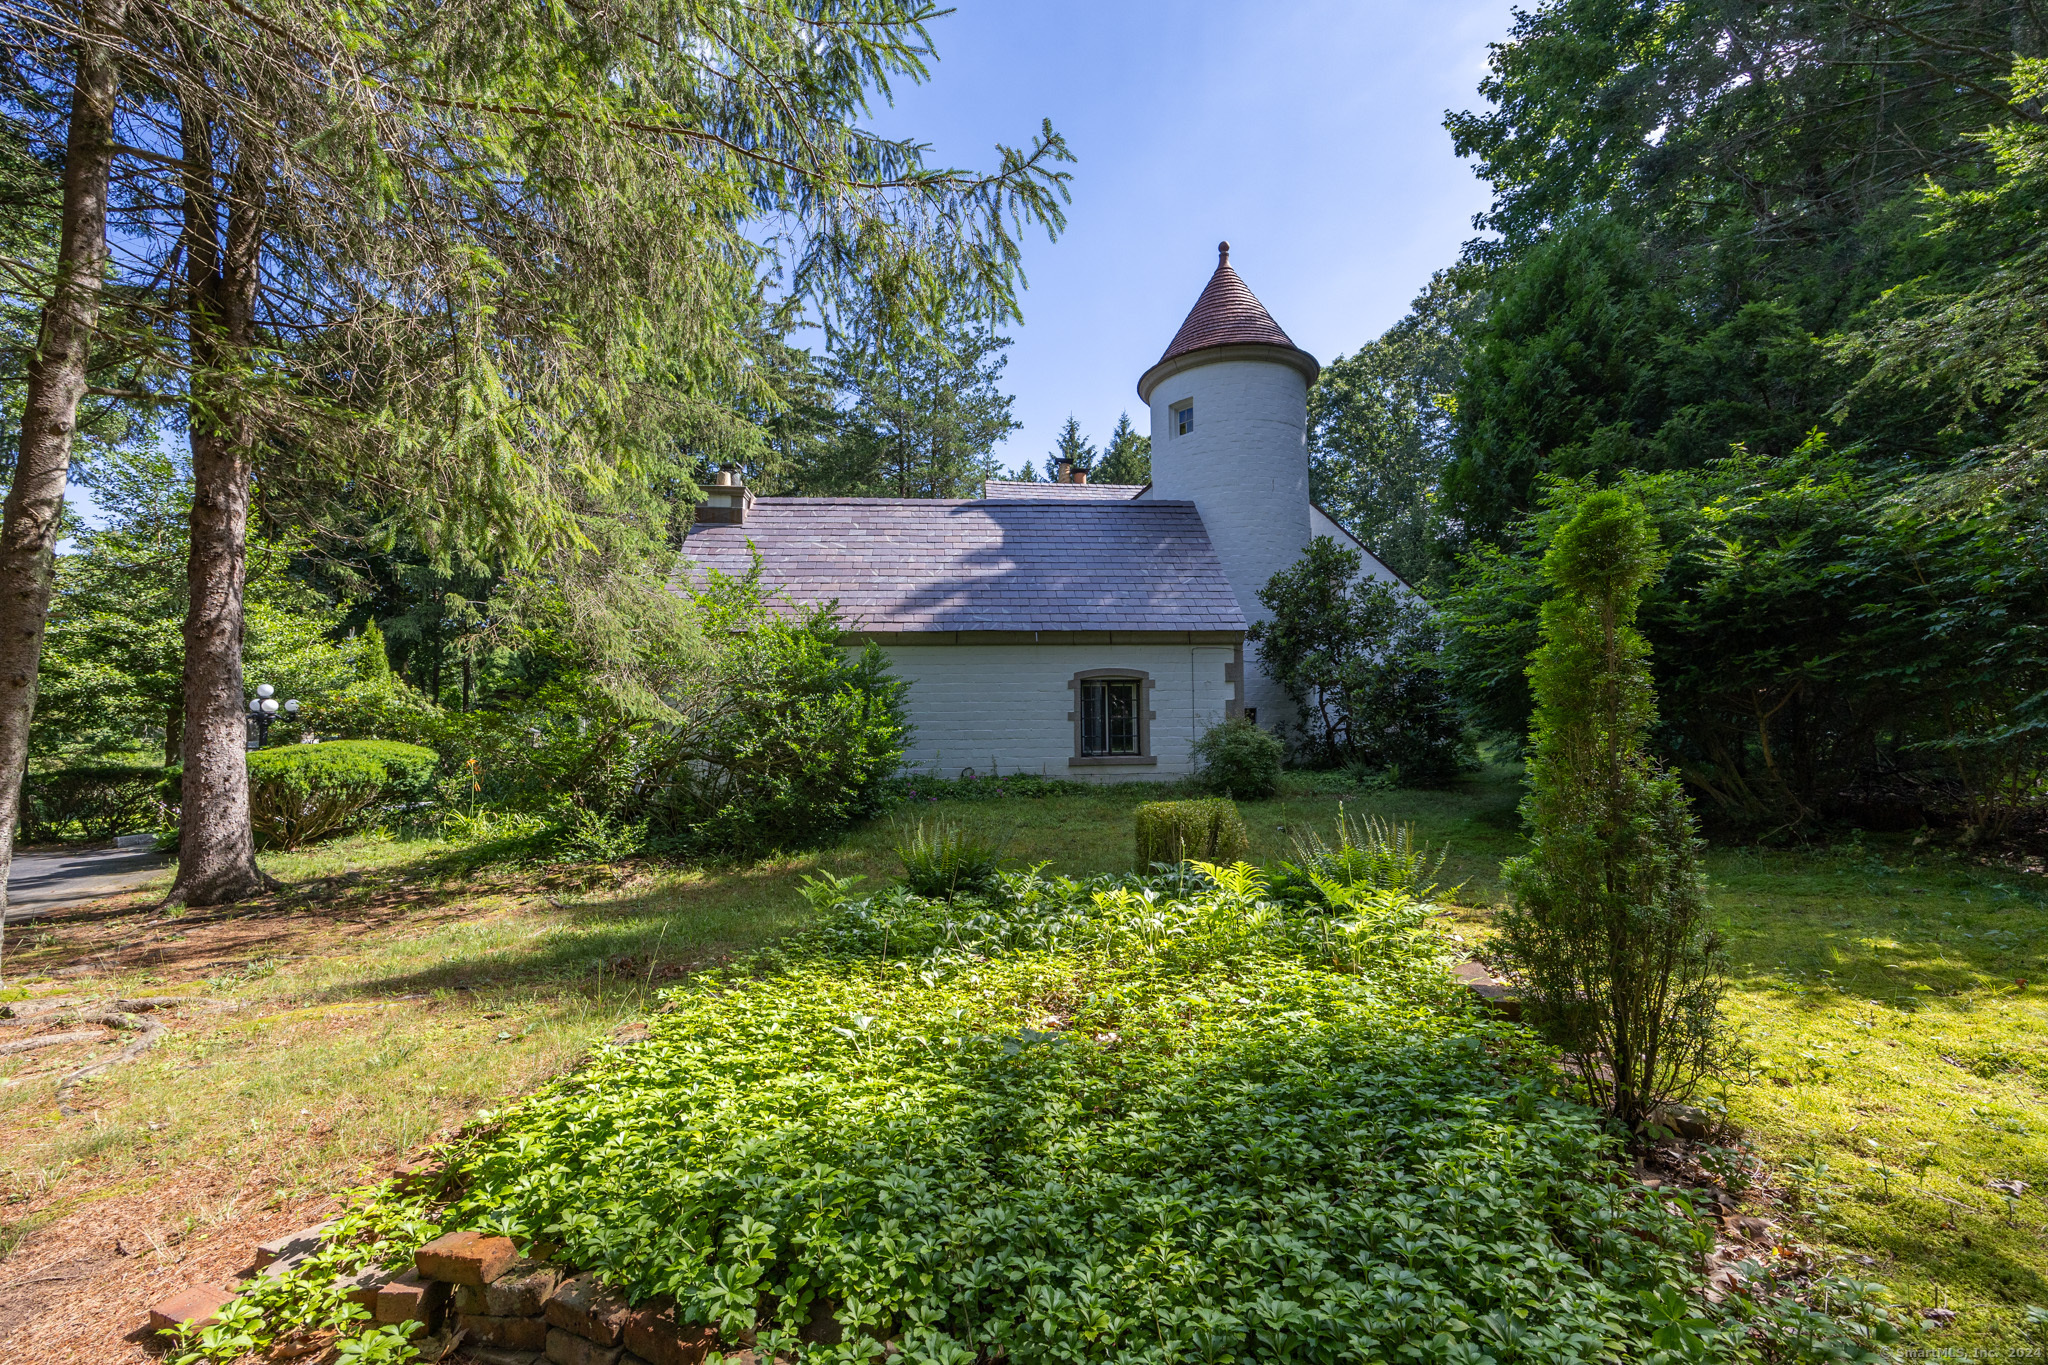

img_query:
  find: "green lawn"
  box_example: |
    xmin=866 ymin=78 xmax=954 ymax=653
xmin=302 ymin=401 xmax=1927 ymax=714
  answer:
xmin=3 ymin=767 xmax=2044 ymax=1357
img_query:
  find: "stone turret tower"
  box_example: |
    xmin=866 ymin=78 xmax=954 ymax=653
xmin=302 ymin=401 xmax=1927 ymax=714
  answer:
xmin=1138 ymin=242 xmax=1320 ymax=730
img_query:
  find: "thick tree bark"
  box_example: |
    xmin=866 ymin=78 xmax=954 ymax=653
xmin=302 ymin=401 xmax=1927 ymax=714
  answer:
xmin=0 ymin=0 xmax=127 ymax=922
xmin=170 ymin=143 xmax=272 ymax=906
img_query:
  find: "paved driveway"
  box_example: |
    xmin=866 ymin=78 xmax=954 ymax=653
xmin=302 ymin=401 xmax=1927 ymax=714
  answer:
xmin=4 ymin=845 xmax=170 ymax=920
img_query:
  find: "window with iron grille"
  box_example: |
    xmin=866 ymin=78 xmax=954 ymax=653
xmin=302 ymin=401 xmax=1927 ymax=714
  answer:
xmin=1079 ymin=678 xmax=1142 ymax=756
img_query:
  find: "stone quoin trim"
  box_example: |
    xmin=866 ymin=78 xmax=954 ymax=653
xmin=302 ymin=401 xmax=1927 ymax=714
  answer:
xmin=1067 ymin=668 xmax=1159 ymax=767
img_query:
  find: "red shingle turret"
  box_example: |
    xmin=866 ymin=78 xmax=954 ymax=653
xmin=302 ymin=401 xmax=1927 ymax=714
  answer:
xmin=1138 ymin=243 xmax=1318 ymax=401
xmin=1158 ymin=242 xmax=1299 ymax=361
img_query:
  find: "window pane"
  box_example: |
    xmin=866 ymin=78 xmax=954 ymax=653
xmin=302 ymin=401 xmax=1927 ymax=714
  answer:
xmin=1107 ymin=681 xmax=1139 ymax=754
xmin=1080 ymin=679 xmax=1141 ymax=756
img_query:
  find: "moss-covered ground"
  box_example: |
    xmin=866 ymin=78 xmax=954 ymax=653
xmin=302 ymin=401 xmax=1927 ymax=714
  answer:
xmin=1 ymin=766 xmax=2042 ymax=1359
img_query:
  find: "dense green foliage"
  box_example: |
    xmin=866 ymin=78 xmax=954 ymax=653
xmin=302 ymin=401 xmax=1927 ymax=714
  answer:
xmin=639 ymin=573 xmax=909 ymax=858
xmin=1497 ymin=491 xmax=1723 ymax=1131
xmin=243 ymin=741 xmax=439 ymax=850
xmin=1835 ymin=56 xmax=2048 ymax=505
xmin=424 ymin=863 xmax=1893 ymax=1364
xmin=1438 ymin=0 xmax=2038 ymax=546
xmin=780 ymin=322 xmax=1021 ymax=498
xmin=1443 ymin=450 xmax=2048 ymax=835
xmin=1250 ymin=538 xmax=1471 ymax=782
xmin=16 ymin=760 xmax=166 ymax=842
xmin=1133 ymin=798 xmax=1249 ymax=867
xmin=33 ymin=451 xmax=364 ymax=765
xmin=1307 ymin=274 xmax=1470 ymax=586
xmin=1189 ymin=718 xmax=1283 ymax=801
xmin=1095 ymin=413 xmax=1152 ymax=486
xmin=1396 ymin=2 xmax=2048 ymax=844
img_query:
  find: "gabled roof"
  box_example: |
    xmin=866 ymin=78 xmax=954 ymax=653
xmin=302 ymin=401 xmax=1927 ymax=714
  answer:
xmin=981 ymin=479 xmax=1146 ymax=501
xmin=1138 ymin=242 xmax=1319 ymax=401
xmin=679 ymin=498 xmax=1246 ymax=634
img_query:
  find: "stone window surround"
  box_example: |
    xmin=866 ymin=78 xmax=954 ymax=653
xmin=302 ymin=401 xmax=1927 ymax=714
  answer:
xmin=1067 ymin=668 xmax=1158 ymax=767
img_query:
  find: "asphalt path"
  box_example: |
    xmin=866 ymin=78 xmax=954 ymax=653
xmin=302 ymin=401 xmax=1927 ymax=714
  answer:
xmin=3 ymin=845 xmax=170 ymax=921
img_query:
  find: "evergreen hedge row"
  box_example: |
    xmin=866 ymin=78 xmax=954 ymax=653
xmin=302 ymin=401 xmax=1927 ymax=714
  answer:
xmin=1134 ymin=798 xmax=1249 ymax=867
xmin=245 ymin=740 xmax=438 ymax=849
xmin=16 ymin=761 xmax=169 ymax=843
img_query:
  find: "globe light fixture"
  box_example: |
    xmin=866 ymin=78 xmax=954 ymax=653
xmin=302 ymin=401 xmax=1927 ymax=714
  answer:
xmin=245 ymin=685 xmax=302 ymax=748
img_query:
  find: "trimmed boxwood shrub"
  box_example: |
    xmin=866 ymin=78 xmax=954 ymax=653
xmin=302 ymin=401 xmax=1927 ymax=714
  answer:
xmin=245 ymin=740 xmax=438 ymax=849
xmin=1134 ymin=797 xmax=1249 ymax=868
xmin=1191 ymin=716 xmax=1284 ymax=800
xmin=17 ymin=761 xmax=168 ymax=843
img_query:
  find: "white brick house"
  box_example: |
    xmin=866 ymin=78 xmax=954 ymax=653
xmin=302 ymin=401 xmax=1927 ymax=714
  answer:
xmin=680 ymin=243 xmax=1397 ymax=782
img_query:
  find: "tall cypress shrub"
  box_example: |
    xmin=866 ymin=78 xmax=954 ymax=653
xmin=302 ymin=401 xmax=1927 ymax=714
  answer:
xmin=1497 ymin=490 xmax=1723 ymax=1132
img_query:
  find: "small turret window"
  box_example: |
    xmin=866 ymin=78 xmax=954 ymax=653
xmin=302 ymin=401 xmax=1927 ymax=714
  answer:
xmin=1172 ymin=400 xmax=1193 ymax=436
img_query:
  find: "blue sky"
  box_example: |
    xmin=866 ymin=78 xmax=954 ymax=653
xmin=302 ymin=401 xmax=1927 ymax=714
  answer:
xmin=867 ymin=0 xmax=1514 ymax=471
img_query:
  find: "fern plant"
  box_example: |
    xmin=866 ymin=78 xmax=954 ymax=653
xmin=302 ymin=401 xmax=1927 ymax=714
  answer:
xmin=1273 ymin=807 xmax=1452 ymax=906
xmin=894 ymin=818 xmax=1004 ymax=900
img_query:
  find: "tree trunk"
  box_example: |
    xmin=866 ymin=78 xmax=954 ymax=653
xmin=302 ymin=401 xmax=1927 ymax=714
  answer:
xmin=170 ymin=143 xmax=272 ymax=906
xmin=461 ymin=652 xmax=471 ymax=713
xmin=0 ymin=0 xmax=127 ymax=919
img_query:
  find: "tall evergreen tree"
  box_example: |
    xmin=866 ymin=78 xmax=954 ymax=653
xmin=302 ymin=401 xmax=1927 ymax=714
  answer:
xmin=1042 ymin=414 xmax=1096 ymax=482
xmin=0 ymin=0 xmax=127 ymax=909
xmin=1496 ymin=489 xmax=1722 ymax=1132
xmin=801 ymin=321 xmax=1019 ymax=498
xmin=1096 ymin=411 xmax=1150 ymax=485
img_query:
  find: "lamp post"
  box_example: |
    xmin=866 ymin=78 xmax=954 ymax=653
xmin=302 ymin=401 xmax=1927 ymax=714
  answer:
xmin=246 ymin=684 xmax=300 ymax=750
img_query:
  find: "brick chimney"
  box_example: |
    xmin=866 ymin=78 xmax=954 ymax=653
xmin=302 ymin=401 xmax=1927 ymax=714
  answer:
xmin=1073 ymin=468 xmax=1088 ymax=484
xmin=696 ymin=466 xmax=754 ymax=525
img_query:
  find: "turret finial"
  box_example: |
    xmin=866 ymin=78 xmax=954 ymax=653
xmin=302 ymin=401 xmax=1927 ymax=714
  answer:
xmin=1218 ymin=241 xmax=1230 ymax=266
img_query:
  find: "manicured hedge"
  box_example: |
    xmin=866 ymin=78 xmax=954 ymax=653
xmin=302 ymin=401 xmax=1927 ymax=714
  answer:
xmin=1134 ymin=797 xmax=1249 ymax=868
xmin=17 ymin=761 xmax=168 ymax=843
xmin=245 ymin=740 xmax=437 ymax=849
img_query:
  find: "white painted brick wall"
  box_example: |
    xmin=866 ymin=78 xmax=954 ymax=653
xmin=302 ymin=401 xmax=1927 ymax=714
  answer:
xmin=879 ymin=643 xmax=1235 ymax=782
xmin=1145 ymin=355 xmax=1314 ymax=729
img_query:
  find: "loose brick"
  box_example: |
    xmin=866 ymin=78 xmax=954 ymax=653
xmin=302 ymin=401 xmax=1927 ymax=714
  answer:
xmin=414 ymin=1228 xmax=521 ymax=1286
xmin=147 ymin=1285 xmax=234 ymax=1333
xmin=483 ymin=1260 xmax=562 ymax=1317
xmin=374 ymin=1269 xmax=448 ymax=1327
xmin=333 ymin=1265 xmax=387 ymax=1310
xmin=454 ymin=1283 xmax=489 ymax=1315
xmin=461 ymin=1312 xmax=551 ymax=1350
xmin=620 ymin=1302 xmax=717 ymax=1365
xmin=546 ymin=1326 xmax=622 ymax=1365
xmin=544 ymin=1273 xmax=630 ymax=1345
xmin=253 ymin=1219 xmax=336 ymax=1269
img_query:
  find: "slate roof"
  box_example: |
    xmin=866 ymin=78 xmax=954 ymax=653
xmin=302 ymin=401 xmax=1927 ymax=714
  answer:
xmin=679 ymin=497 xmax=1246 ymax=634
xmin=981 ymin=479 xmax=1146 ymax=501
xmin=1159 ymin=242 xmax=1303 ymax=362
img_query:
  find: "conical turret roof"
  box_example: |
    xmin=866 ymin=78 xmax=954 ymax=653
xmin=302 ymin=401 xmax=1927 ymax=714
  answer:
xmin=1160 ymin=242 xmax=1297 ymax=358
xmin=1139 ymin=243 xmax=1318 ymax=401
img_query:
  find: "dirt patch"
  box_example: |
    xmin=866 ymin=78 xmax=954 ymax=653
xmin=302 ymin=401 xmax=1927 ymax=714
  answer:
xmin=0 ymin=1159 xmax=361 ymax=1364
